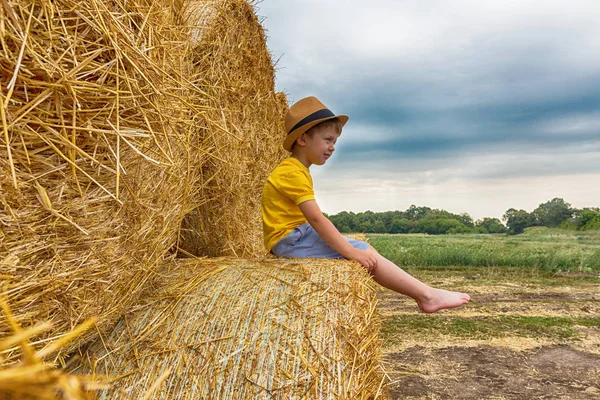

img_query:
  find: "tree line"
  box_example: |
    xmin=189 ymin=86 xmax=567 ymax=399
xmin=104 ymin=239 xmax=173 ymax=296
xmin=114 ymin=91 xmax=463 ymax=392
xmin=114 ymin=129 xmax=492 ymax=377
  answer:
xmin=326 ymin=198 xmax=600 ymax=235
xmin=502 ymin=198 xmax=600 ymax=234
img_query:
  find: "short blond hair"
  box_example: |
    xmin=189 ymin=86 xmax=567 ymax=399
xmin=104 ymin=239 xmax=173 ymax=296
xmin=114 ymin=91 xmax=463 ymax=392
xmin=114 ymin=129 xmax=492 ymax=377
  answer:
xmin=305 ymin=118 xmax=343 ymax=136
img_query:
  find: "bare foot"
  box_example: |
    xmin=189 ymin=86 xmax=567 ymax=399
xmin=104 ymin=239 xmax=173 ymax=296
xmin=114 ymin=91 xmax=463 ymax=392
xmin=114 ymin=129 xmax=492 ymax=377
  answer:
xmin=417 ymin=288 xmax=471 ymax=313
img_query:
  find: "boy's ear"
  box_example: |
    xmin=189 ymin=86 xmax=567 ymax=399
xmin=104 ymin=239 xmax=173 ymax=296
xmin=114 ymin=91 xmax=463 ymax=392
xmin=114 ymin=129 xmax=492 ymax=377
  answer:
xmin=296 ymin=133 xmax=307 ymax=147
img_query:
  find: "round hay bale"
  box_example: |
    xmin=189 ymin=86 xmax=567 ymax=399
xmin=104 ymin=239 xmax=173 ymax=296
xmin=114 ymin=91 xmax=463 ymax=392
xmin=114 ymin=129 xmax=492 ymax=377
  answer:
xmin=177 ymin=0 xmax=288 ymax=258
xmin=0 ymin=0 xmax=287 ymax=365
xmin=0 ymin=296 xmax=104 ymax=398
xmin=0 ymin=0 xmax=206 ymax=362
xmin=77 ymin=258 xmax=387 ymax=399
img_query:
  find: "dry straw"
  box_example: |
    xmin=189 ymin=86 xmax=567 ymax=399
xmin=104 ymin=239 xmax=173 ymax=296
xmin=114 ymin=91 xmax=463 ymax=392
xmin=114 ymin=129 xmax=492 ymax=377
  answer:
xmin=176 ymin=0 xmax=288 ymax=257
xmin=75 ymin=258 xmax=387 ymax=399
xmin=1 ymin=0 xmax=204 ymax=362
xmin=0 ymin=293 xmax=108 ymax=399
xmin=1 ymin=0 xmax=286 ymax=364
xmin=0 ymin=0 xmax=388 ymax=397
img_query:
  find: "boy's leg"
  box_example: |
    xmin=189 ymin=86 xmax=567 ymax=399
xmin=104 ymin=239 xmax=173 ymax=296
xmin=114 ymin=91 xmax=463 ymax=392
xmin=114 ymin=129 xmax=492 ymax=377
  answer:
xmin=367 ymin=246 xmax=470 ymax=313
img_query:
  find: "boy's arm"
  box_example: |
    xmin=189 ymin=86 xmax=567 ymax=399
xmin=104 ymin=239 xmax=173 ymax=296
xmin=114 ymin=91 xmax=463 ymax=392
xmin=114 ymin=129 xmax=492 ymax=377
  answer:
xmin=298 ymin=200 xmax=377 ymax=270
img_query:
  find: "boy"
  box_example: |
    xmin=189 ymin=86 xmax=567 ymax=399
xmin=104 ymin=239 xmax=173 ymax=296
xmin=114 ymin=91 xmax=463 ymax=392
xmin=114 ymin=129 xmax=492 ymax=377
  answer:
xmin=261 ymin=96 xmax=470 ymax=313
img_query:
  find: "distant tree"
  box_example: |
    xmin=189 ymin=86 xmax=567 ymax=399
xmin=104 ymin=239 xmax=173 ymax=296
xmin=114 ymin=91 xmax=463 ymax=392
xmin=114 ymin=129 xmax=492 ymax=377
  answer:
xmin=428 ymin=209 xmax=453 ymax=220
xmin=337 ymin=223 xmax=352 ymax=233
xmin=327 ymin=201 xmax=592 ymax=235
xmin=390 ymin=218 xmax=412 ymax=234
xmin=577 ymin=209 xmax=600 ymax=230
xmin=456 ymin=213 xmax=475 ymax=228
xmin=406 ymin=205 xmax=432 ymax=220
xmin=372 ymin=220 xmax=387 ymax=233
xmin=380 ymin=211 xmax=395 ymax=230
xmin=330 ymin=211 xmax=356 ymax=233
xmin=476 ymin=218 xmax=507 ymax=234
xmin=360 ymin=220 xmax=373 ymax=233
xmin=447 ymin=224 xmax=473 ymax=234
xmin=533 ymin=198 xmax=572 ymax=227
xmin=412 ymin=219 xmax=431 ymax=234
xmin=438 ymin=219 xmax=468 ymax=234
xmin=356 ymin=211 xmax=374 ymax=228
xmin=503 ymin=208 xmax=536 ymax=235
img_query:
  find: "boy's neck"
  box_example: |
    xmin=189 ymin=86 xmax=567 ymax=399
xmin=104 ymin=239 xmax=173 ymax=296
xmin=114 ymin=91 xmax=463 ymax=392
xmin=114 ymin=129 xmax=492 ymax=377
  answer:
xmin=291 ymin=153 xmax=311 ymax=169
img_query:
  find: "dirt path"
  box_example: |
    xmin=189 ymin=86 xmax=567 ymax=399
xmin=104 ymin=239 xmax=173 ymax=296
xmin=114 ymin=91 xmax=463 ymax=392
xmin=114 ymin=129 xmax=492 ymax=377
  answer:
xmin=386 ymin=345 xmax=600 ymax=399
xmin=378 ymin=269 xmax=600 ymax=399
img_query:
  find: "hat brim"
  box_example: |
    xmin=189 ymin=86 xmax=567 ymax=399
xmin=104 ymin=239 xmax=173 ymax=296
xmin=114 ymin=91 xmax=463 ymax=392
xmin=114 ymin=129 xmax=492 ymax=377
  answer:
xmin=283 ymin=114 xmax=349 ymax=152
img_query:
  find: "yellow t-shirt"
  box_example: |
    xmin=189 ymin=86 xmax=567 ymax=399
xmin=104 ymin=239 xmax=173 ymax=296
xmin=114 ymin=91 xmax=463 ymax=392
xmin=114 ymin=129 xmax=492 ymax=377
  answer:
xmin=261 ymin=157 xmax=315 ymax=251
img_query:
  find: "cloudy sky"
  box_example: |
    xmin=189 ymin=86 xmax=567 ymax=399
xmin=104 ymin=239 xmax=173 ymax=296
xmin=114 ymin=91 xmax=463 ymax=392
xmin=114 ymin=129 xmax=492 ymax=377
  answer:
xmin=256 ymin=0 xmax=600 ymax=220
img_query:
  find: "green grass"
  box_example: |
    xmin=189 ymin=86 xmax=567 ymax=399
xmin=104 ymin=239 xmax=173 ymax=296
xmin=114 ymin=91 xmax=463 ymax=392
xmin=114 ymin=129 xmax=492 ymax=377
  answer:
xmin=402 ymin=266 xmax=599 ymax=289
xmin=381 ymin=315 xmax=600 ymax=345
xmin=374 ymin=230 xmax=600 ymax=355
xmin=367 ymin=228 xmax=600 ymax=271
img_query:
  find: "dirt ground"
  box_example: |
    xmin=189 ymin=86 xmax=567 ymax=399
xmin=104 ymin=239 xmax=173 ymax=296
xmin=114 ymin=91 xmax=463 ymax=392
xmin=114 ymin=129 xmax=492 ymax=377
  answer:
xmin=378 ymin=270 xmax=600 ymax=400
xmin=386 ymin=345 xmax=600 ymax=400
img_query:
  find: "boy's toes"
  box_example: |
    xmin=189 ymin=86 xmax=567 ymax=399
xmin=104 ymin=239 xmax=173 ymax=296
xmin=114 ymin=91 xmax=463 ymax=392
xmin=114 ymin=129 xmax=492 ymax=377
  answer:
xmin=418 ymin=289 xmax=471 ymax=313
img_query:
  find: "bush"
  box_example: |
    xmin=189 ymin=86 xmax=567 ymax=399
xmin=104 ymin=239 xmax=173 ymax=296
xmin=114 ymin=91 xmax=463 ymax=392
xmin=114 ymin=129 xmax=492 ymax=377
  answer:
xmin=582 ymin=219 xmax=600 ymax=231
xmin=588 ymin=250 xmax=600 ymax=270
xmin=579 ymin=210 xmax=600 ymax=231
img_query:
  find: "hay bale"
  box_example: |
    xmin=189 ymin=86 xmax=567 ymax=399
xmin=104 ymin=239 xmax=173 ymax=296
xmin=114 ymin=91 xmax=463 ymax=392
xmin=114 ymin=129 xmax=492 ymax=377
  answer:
xmin=0 ymin=295 xmax=106 ymax=399
xmin=0 ymin=0 xmax=198 ymax=353
xmin=0 ymin=0 xmax=183 ymax=358
xmin=1 ymin=0 xmax=286 ymax=362
xmin=76 ymin=259 xmax=387 ymax=399
xmin=177 ymin=0 xmax=288 ymax=258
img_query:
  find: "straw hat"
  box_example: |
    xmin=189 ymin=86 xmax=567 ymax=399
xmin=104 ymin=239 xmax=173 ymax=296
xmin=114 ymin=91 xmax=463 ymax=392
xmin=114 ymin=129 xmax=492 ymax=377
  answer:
xmin=283 ymin=96 xmax=349 ymax=151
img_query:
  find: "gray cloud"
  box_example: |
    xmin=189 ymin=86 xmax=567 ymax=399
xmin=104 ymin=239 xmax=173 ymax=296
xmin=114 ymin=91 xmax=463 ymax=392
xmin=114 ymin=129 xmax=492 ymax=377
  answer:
xmin=257 ymin=0 xmax=600 ymax=214
xmin=323 ymin=140 xmax=600 ymax=182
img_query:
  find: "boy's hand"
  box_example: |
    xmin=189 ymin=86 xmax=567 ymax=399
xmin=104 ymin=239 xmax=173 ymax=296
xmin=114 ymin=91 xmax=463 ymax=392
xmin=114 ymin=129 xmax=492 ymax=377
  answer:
xmin=351 ymin=248 xmax=378 ymax=272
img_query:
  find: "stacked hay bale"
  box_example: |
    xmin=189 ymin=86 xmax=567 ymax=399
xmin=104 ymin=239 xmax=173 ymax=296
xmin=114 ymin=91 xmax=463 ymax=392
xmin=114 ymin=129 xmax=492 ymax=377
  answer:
xmin=0 ymin=0 xmax=200 ymax=360
xmin=1 ymin=0 xmax=388 ymax=398
xmin=76 ymin=258 xmax=387 ymax=399
xmin=177 ymin=0 xmax=288 ymax=257
xmin=0 ymin=0 xmax=286 ymax=364
xmin=0 ymin=296 xmax=105 ymax=398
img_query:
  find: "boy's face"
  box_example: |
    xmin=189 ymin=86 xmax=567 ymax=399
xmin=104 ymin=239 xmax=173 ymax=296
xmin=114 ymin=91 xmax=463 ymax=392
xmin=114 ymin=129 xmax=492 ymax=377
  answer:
xmin=300 ymin=125 xmax=340 ymax=166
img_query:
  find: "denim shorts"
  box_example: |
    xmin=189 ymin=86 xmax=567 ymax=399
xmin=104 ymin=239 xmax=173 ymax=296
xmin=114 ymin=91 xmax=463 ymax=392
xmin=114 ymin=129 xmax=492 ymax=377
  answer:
xmin=271 ymin=223 xmax=369 ymax=258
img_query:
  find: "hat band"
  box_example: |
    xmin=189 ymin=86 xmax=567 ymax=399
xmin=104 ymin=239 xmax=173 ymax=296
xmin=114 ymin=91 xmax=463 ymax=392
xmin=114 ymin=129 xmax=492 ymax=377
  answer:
xmin=288 ymin=108 xmax=335 ymax=134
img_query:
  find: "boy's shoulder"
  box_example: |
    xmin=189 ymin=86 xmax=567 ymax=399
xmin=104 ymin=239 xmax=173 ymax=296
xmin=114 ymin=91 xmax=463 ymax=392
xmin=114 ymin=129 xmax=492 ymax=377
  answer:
xmin=271 ymin=157 xmax=309 ymax=177
xmin=267 ymin=158 xmax=312 ymax=187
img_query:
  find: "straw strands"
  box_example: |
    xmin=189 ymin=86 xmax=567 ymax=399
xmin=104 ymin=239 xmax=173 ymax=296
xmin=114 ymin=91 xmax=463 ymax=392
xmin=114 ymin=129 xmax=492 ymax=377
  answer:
xmin=0 ymin=0 xmax=206 ymax=362
xmin=1 ymin=0 xmax=285 ymax=363
xmin=0 ymin=294 xmax=107 ymax=399
xmin=177 ymin=0 xmax=288 ymax=257
xmin=0 ymin=0 xmax=387 ymax=397
xmin=76 ymin=258 xmax=387 ymax=399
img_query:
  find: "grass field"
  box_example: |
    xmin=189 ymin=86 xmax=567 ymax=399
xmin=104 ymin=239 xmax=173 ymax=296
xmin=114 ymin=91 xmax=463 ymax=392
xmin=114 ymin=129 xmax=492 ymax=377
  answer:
xmin=368 ymin=227 xmax=600 ymax=272
xmin=368 ymin=228 xmax=600 ymax=399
